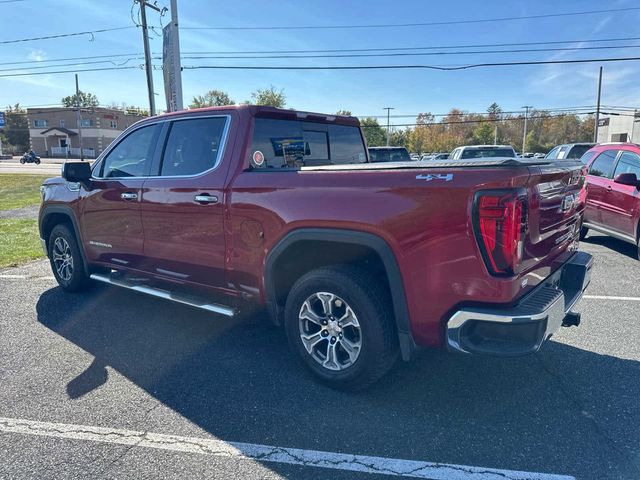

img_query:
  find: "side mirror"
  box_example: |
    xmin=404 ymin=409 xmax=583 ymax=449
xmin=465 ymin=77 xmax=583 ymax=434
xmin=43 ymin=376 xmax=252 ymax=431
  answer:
xmin=613 ymin=172 xmax=640 ymax=188
xmin=62 ymin=162 xmax=92 ymax=188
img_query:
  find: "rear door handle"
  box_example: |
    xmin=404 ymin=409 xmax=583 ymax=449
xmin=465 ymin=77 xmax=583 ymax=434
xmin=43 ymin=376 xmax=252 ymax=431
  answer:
xmin=121 ymin=192 xmax=138 ymax=200
xmin=194 ymin=194 xmax=218 ymax=204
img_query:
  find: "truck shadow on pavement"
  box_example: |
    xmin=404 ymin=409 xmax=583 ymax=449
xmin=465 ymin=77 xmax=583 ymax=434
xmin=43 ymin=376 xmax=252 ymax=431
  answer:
xmin=582 ymin=233 xmax=638 ymax=259
xmin=36 ymin=284 xmax=640 ymax=480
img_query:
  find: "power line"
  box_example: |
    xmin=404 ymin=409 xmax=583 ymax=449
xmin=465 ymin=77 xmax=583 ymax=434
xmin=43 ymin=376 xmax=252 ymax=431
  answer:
xmin=3 ymin=35 xmax=640 ymax=70
xmin=178 ymin=36 xmax=640 ymax=55
xmin=0 ymin=65 xmax=140 ymax=78
xmin=183 ymin=56 xmax=640 ymax=71
xmin=0 ymin=26 xmax=135 ymax=45
xmin=182 ymin=7 xmax=640 ymax=31
xmin=179 ymin=43 xmax=640 ymax=61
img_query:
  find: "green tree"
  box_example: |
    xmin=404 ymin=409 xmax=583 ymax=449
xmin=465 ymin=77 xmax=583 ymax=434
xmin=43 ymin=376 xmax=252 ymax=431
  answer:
xmin=389 ymin=128 xmax=409 ymax=147
xmin=472 ymin=122 xmax=495 ymax=144
xmin=61 ymin=90 xmax=99 ymax=108
xmin=360 ymin=117 xmax=386 ymax=147
xmin=336 ymin=110 xmax=352 ymax=116
xmin=2 ymin=104 xmax=29 ymax=152
xmin=487 ymin=102 xmax=502 ymax=118
xmin=250 ymin=86 xmax=286 ymax=107
xmin=189 ymin=89 xmax=234 ymax=108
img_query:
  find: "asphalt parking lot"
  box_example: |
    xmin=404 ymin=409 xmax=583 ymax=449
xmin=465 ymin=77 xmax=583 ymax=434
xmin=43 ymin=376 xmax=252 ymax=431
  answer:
xmin=0 ymin=234 xmax=638 ymax=480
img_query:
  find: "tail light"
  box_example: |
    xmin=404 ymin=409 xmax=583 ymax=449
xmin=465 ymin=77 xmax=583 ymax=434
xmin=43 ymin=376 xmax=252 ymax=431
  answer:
xmin=474 ymin=191 xmax=526 ymax=277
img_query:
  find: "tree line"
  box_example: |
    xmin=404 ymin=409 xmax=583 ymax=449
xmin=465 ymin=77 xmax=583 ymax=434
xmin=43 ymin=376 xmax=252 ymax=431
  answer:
xmin=359 ymin=103 xmax=595 ymax=154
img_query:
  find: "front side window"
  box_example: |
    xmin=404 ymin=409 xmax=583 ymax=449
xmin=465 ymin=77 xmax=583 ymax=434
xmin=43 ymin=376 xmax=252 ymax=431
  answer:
xmin=160 ymin=117 xmax=227 ymax=176
xmin=589 ymin=150 xmax=618 ymax=178
xmin=99 ymin=124 xmax=158 ymax=178
xmin=613 ymin=151 xmax=640 ymax=179
xmin=248 ymin=118 xmax=366 ymax=169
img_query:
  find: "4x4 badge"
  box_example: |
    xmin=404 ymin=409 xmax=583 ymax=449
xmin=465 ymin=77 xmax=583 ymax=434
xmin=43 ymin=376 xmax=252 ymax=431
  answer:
xmin=416 ymin=173 xmax=453 ymax=182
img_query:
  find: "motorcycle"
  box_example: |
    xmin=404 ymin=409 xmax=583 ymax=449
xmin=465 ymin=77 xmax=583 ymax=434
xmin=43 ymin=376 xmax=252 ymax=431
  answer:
xmin=20 ymin=152 xmax=41 ymax=165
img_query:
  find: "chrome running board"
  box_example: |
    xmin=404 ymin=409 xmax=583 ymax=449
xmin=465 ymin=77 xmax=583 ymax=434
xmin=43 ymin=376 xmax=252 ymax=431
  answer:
xmin=90 ymin=273 xmax=237 ymax=317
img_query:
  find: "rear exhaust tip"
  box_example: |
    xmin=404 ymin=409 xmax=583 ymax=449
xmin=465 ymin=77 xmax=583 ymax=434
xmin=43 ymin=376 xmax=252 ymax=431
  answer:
xmin=562 ymin=311 xmax=581 ymax=327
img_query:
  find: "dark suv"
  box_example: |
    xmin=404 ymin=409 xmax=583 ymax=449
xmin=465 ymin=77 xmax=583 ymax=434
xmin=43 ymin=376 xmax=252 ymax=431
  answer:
xmin=580 ymin=143 xmax=640 ymax=258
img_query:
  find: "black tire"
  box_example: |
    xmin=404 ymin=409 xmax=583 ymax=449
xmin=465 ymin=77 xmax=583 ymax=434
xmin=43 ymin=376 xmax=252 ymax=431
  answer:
xmin=19 ymin=157 xmax=25 ymax=164
xmin=579 ymin=226 xmax=589 ymax=240
xmin=48 ymin=224 xmax=91 ymax=292
xmin=284 ymin=265 xmax=399 ymax=391
xmin=35 ymin=159 xmax=40 ymax=165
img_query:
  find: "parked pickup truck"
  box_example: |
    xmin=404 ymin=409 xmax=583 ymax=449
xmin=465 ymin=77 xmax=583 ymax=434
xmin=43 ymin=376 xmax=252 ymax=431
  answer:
xmin=39 ymin=105 xmax=593 ymax=390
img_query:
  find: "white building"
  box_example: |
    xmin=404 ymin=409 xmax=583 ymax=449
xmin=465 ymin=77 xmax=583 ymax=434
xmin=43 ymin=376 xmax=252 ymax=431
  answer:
xmin=596 ymin=112 xmax=640 ymax=143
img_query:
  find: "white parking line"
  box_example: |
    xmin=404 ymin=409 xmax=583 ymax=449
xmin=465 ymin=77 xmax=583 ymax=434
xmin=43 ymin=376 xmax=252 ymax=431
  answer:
xmin=0 ymin=274 xmax=54 ymax=280
xmin=0 ymin=416 xmax=573 ymax=480
xmin=583 ymin=295 xmax=640 ymax=301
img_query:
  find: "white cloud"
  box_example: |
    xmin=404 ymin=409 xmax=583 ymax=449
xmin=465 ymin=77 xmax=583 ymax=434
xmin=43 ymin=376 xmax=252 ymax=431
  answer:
xmin=27 ymin=49 xmax=47 ymax=62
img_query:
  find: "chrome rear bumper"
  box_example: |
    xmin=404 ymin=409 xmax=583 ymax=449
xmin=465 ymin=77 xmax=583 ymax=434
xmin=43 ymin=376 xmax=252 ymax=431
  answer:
xmin=446 ymin=251 xmax=593 ymax=356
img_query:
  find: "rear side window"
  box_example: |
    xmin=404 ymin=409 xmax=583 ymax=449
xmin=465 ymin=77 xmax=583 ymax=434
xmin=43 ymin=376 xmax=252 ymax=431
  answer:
xmin=589 ymin=150 xmax=618 ymax=178
xmin=567 ymin=145 xmax=593 ymax=159
xmin=613 ymin=151 xmax=640 ymax=178
xmin=579 ymin=150 xmax=596 ymax=165
xmin=545 ymin=146 xmax=560 ymax=159
xmin=249 ymin=118 xmax=366 ymax=168
xmin=160 ymin=117 xmax=227 ymax=176
xmin=556 ymin=146 xmax=568 ymax=159
xmin=99 ymin=124 xmax=159 ymax=178
xmin=460 ymin=147 xmax=515 ymax=159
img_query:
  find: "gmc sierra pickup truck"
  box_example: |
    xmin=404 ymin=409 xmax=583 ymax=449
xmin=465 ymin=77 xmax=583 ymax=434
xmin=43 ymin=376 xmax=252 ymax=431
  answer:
xmin=39 ymin=105 xmax=593 ymax=390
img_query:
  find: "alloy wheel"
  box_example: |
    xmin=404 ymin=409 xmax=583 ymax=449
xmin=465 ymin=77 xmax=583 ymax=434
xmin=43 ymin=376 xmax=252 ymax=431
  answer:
xmin=52 ymin=237 xmax=74 ymax=282
xmin=298 ymin=292 xmax=362 ymax=371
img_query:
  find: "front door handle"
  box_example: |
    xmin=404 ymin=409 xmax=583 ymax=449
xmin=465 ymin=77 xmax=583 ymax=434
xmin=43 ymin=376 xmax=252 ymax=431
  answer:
xmin=194 ymin=194 xmax=218 ymax=204
xmin=121 ymin=192 xmax=138 ymax=200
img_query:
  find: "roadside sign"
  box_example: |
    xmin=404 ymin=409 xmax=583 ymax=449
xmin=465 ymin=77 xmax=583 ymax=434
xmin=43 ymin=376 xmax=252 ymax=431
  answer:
xmin=0 ymin=112 xmax=5 ymax=129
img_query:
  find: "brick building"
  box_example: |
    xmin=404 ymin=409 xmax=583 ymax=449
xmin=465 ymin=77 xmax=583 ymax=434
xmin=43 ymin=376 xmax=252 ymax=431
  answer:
xmin=27 ymin=107 xmax=147 ymax=158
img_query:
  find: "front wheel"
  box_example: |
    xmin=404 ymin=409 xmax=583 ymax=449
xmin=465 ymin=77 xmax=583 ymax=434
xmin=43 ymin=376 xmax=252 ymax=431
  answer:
xmin=35 ymin=159 xmax=41 ymax=165
xmin=284 ymin=265 xmax=399 ymax=391
xmin=48 ymin=224 xmax=91 ymax=292
xmin=20 ymin=157 xmax=25 ymax=164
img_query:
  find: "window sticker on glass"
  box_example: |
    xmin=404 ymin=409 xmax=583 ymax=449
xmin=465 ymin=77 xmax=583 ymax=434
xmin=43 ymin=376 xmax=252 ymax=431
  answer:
xmin=252 ymin=150 xmax=265 ymax=166
xmin=270 ymin=137 xmax=307 ymax=167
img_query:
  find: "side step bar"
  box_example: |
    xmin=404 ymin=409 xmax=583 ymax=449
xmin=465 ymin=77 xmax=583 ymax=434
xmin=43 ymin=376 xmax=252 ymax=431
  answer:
xmin=90 ymin=273 xmax=237 ymax=317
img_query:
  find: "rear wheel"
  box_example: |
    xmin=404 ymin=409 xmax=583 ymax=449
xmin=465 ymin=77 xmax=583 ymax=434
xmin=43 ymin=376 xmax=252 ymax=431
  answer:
xmin=48 ymin=224 xmax=91 ymax=292
xmin=19 ymin=157 xmax=25 ymax=164
xmin=284 ymin=265 xmax=399 ymax=391
xmin=35 ymin=159 xmax=41 ymax=165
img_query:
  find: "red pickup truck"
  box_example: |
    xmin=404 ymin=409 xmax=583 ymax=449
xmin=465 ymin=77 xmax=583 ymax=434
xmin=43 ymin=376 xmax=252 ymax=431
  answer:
xmin=39 ymin=105 xmax=592 ymax=389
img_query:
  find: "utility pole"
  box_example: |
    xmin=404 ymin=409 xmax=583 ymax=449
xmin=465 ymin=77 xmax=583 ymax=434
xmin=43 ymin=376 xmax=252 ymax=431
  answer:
xmin=169 ymin=0 xmax=183 ymax=110
xmin=521 ymin=105 xmax=533 ymax=155
xmin=384 ymin=107 xmax=394 ymax=146
xmin=594 ymin=66 xmax=603 ymax=143
xmin=494 ymin=125 xmax=498 ymax=144
xmin=75 ymin=74 xmax=84 ymax=161
xmin=139 ymin=0 xmax=162 ymax=115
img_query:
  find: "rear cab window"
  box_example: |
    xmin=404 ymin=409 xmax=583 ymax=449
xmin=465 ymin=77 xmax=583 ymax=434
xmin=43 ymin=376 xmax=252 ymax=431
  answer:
xmin=369 ymin=148 xmax=411 ymax=163
xmin=248 ymin=118 xmax=367 ymax=169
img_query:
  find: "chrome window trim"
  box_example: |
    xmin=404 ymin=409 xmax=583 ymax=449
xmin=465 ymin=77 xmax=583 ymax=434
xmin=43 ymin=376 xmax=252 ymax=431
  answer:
xmin=91 ymin=114 xmax=232 ymax=181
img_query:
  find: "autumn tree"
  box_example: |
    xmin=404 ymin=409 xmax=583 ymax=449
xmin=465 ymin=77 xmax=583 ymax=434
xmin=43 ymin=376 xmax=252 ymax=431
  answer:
xmin=189 ymin=90 xmax=234 ymax=108
xmin=1 ymin=104 xmax=29 ymax=152
xmin=250 ymin=86 xmax=286 ymax=107
xmin=360 ymin=117 xmax=386 ymax=147
xmin=61 ymin=90 xmax=99 ymax=108
xmin=473 ymin=122 xmax=495 ymax=144
xmin=336 ymin=110 xmax=352 ymax=116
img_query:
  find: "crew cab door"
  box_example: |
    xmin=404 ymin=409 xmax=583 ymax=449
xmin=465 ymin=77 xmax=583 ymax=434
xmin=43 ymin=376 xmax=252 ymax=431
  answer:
xmin=140 ymin=115 xmax=232 ymax=289
xmin=601 ymin=150 xmax=640 ymax=237
xmin=585 ymin=149 xmax=619 ymax=226
xmin=80 ymin=123 xmax=161 ymax=268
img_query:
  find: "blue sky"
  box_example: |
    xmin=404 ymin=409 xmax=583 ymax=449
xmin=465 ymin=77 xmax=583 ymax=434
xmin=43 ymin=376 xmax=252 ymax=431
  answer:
xmin=1 ymin=0 xmax=640 ymax=119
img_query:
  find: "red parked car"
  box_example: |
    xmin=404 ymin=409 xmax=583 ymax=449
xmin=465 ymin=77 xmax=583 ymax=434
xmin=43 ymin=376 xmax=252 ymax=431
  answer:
xmin=580 ymin=143 xmax=640 ymax=258
xmin=39 ymin=105 xmax=592 ymax=389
